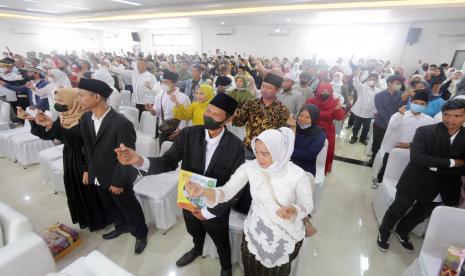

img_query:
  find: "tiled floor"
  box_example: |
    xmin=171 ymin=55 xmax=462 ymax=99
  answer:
xmin=0 ymin=134 xmax=422 ymax=276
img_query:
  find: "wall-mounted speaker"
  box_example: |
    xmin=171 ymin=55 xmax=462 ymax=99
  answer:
xmin=131 ymin=32 xmax=141 ymax=42
xmin=406 ymin=28 xmax=422 ymax=45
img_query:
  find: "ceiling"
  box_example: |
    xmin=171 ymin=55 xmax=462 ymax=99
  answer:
xmin=1 ymin=0 xmax=465 ymax=28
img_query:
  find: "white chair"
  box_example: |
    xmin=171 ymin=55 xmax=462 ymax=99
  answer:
xmin=38 ymin=144 xmax=64 ymax=184
xmin=0 ymin=232 xmax=57 ymax=276
xmin=133 ymin=170 xmax=180 ymax=231
xmin=119 ymin=106 xmax=139 ymax=130
xmin=159 ymin=141 xmax=173 ymax=156
xmin=119 ymin=90 xmax=133 ymax=107
xmin=401 ymin=206 xmax=465 ymax=276
xmin=0 ymin=101 xmax=10 ymax=131
xmin=202 ymin=210 xmax=246 ymax=269
xmin=0 ymin=201 xmax=34 ymax=246
xmin=312 ymin=139 xmax=328 ymax=214
xmin=50 ymin=158 xmax=65 ymax=193
xmin=135 ymin=111 xmax=159 ymax=157
xmin=227 ymin=122 xmax=246 ymax=141
xmin=372 ymin=148 xmax=436 ymax=237
xmin=0 ymin=120 xmax=31 ymax=159
xmin=11 ymin=133 xmax=55 ymax=166
xmin=59 ymin=250 xmax=134 ymax=276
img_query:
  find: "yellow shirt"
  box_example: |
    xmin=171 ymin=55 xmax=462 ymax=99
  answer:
xmin=173 ymin=101 xmax=208 ymax=125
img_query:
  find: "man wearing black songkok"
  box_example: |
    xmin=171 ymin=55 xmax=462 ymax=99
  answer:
xmin=77 ymin=78 xmax=149 ymax=254
xmin=114 ymin=93 xmax=245 ymax=276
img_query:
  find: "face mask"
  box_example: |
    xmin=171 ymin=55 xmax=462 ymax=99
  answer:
xmin=298 ymin=122 xmax=312 ymax=129
xmin=161 ymin=84 xmax=170 ymax=91
xmin=415 ymin=88 xmax=426 ymax=94
xmin=300 ymin=80 xmax=309 ymax=86
xmin=24 ymin=75 xmax=34 ymax=81
xmin=367 ymin=80 xmax=376 ymax=87
xmin=410 ymin=103 xmax=425 ymax=114
xmin=203 ymin=115 xmax=224 ymax=130
xmin=54 ymin=103 xmax=68 ymax=112
xmin=393 ymin=84 xmax=402 ymax=91
xmin=320 ymin=93 xmax=330 ymax=100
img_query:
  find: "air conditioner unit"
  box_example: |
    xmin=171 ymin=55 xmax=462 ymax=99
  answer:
xmin=438 ymin=29 xmax=465 ymax=37
xmin=215 ymin=26 xmax=235 ymax=36
xmin=11 ymin=28 xmax=38 ymax=35
xmin=104 ymin=33 xmax=118 ymax=38
xmin=267 ymin=26 xmax=289 ymax=36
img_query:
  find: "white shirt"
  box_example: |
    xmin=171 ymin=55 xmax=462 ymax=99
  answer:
xmin=153 ymin=88 xmax=191 ymax=129
xmin=136 ymin=127 xmax=225 ymax=220
xmin=112 ymin=67 xmax=160 ymax=104
xmin=380 ymin=110 xmax=434 ymax=157
xmin=0 ymin=71 xmax=22 ymax=101
xmin=351 ymin=74 xmax=381 ymax=118
xmin=91 ymin=107 xmax=112 ymax=185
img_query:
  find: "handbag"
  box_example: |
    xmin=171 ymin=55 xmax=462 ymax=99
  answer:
xmin=262 ymin=172 xmax=317 ymax=238
xmin=158 ymin=92 xmax=180 ymax=135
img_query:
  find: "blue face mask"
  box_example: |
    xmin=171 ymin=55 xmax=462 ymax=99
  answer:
xmin=410 ymin=103 xmax=426 ymax=113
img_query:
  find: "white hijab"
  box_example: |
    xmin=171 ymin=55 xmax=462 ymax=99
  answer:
xmin=48 ymin=69 xmax=71 ymax=88
xmin=251 ymin=127 xmax=295 ymax=174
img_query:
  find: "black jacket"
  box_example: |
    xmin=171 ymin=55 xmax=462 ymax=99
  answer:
xmin=145 ymin=125 xmax=245 ymax=218
xmin=397 ymin=123 xmax=465 ymax=205
xmin=80 ymin=108 xmax=137 ymax=189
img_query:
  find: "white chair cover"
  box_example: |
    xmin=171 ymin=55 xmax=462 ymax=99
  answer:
xmin=133 ymin=170 xmax=180 ymax=230
xmin=38 ymin=144 xmax=64 ymax=184
xmin=0 ymin=102 xmax=10 ymax=130
xmin=366 ymin=119 xmax=374 ymax=155
xmin=290 ymin=238 xmax=312 ymax=276
xmin=119 ymin=107 xmax=139 ymax=130
xmin=0 ymin=201 xmax=34 ymax=245
xmin=202 ymin=210 xmax=246 ymax=269
xmin=119 ymin=90 xmax=132 ymax=107
xmin=60 ymin=250 xmax=134 ymax=276
xmin=50 ymin=158 xmax=65 ymax=193
xmin=135 ymin=111 xmax=159 ymax=157
xmin=11 ymin=133 xmax=55 ymax=166
xmin=227 ymin=123 xmax=246 ymax=141
xmin=401 ymin=206 xmax=465 ymax=276
xmin=312 ymin=139 xmax=328 ymax=214
xmin=372 ymin=148 xmax=438 ymax=237
xmin=0 ymin=122 xmax=31 ymax=158
xmin=159 ymin=141 xmax=173 ymax=156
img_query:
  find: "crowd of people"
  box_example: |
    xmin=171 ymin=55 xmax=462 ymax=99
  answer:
xmin=1 ymin=46 xmax=465 ymax=276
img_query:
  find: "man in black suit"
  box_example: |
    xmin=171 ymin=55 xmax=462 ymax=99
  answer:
xmin=377 ymin=98 xmax=465 ymax=253
xmin=115 ymin=93 xmax=244 ymax=276
xmin=77 ymin=78 xmax=148 ymax=254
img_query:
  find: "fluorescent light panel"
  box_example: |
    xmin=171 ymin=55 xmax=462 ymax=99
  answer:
xmin=110 ymin=0 xmax=142 ymax=6
xmin=58 ymin=4 xmax=90 ymax=11
xmin=25 ymin=8 xmax=57 ymax=14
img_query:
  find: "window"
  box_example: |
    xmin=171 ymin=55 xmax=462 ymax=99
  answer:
xmin=152 ymin=33 xmax=192 ymax=47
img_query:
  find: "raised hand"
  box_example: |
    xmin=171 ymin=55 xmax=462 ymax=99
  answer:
xmin=35 ymin=110 xmax=53 ymax=128
xmin=398 ymin=105 xmax=407 ymax=115
xmin=16 ymin=107 xmax=34 ymax=121
xmin=276 ymin=205 xmax=297 ymax=220
xmin=114 ymin=143 xmax=143 ymax=166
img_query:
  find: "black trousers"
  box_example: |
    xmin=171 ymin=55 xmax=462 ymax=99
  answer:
xmin=372 ymin=123 xmax=386 ymax=158
xmin=96 ymin=185 xmax=148 ymax=239
xmin=377 ymin=153 xmax=390 ymax=183
xmin=351 ymin=114 xmax=371 ymax=141
xmin=379 ymin=192 xmax=440 ymax=237
xmin=135 ymin=104 xmax=146 ymax=121
xmin=125 ymin=85 xmax=133 ymax=93
xmin=348 ymin=113 xmax=356 ymax=127
xmin=183 ymin=209 xmax=232 ymax=270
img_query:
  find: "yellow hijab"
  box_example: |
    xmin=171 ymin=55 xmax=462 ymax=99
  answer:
xmin=55 ymin=88 xmax=84 ymax=129
xmin=196 ymin=84 xmax=214 ymax=108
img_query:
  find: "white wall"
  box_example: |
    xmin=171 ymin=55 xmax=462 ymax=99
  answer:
xmin=0 ymin=21 xmax=102 ymax=55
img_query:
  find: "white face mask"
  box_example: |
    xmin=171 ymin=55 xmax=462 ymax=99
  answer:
xmin=367 ymin=80 xmax=376 ymax=87
xmin=161 ymin=84 xmax=170 ymax=91
xmin=393 ymin=84 xmax=402 ymax=91
xmin=298 ymin=122 xmax=312 ymax=129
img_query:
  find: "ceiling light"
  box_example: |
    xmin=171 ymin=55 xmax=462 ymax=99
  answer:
xmin=220 ymin=21 xmax=225 ymax=25
xmin=110 ymin=0 xmax=142 ymax=6
xmin=286 ymin=18 xmax=291 ymax=22
xmin=0 ymin=5 xmax=8 ymax=8
xmin=58 ymin=4 xmax=90 ymax=11
xmin=25 ymin=8 xmax=57 ymax=14
xmin=23 ymin=0 xmax=41 ymax=2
